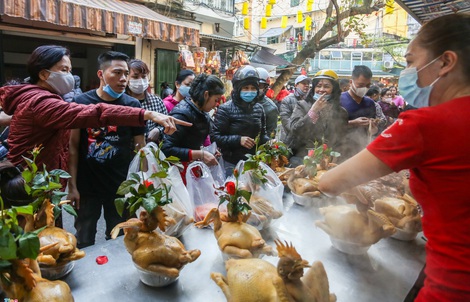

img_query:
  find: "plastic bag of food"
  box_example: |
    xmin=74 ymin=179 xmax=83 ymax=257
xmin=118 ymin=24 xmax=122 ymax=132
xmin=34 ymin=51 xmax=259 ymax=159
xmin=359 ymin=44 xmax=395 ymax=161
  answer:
xmin=202 ymin=142 xmax=225 ymax=187
xmin=234 ymin=161 xmax=284 ymax=230
xmin=128 ymin=143 xmax=194 ymax=237
xmin=186 ymin=161 xmax=228 ymax=223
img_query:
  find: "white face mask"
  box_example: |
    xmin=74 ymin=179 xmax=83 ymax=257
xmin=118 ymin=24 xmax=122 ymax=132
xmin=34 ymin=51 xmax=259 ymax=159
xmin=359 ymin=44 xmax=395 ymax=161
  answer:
xmin=46 ymin=70 xmax=75 ymax=95
xmin=128 ymin=78 xmax=149 ymax=95
xmin=351 ymin=81 xmax=368 ymax=98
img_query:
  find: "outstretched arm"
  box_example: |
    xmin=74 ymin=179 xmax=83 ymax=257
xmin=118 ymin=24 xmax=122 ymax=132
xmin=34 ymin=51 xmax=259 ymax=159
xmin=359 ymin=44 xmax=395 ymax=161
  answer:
xmin=144 ymin=111 xmax=192 ymax=135
xmin=318 ymin=149 xmax=393 ymax=197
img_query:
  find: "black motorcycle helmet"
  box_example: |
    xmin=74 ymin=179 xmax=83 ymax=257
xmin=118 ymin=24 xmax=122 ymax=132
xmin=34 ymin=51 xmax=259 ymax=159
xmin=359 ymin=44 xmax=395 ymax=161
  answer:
xmin=231 ymin=65 xmax=260 ymax=105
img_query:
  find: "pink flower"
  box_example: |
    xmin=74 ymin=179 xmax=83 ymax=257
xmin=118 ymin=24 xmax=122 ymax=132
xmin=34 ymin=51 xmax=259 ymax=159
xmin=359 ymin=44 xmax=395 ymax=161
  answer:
xmin=323 ymin=144 xmax=328 ymax=151
xmin=308 ymin=149 xmax=314 ymax=157
xmin=225 ymin=181 xmax=236 ymax=195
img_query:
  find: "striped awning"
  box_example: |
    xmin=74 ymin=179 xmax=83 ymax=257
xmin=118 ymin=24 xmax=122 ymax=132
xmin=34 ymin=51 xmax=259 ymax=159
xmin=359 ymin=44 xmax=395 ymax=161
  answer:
xmin=395 ymin=0 xmax=470 ymax=24
xmin=0 ymin=0 xmax=199 ymax=46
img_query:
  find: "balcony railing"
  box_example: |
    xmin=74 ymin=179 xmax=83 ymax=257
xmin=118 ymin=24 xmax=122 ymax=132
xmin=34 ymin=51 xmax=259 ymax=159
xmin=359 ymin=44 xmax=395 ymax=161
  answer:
xmin=185 ymin=0 xmax=234 ymax=14
xmin=312 ymin=57 xmax=384 ymax=72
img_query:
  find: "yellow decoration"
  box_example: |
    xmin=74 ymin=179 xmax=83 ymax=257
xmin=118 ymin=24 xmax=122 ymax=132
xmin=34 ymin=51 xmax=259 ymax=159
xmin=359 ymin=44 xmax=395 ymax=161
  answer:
xmin=305 ymin=16 xmax=312 ymax=31
xmin=266 ymin=5 xmax=272 ymax=17
xmin=297 ymin=11 xmax=303 ymax=23
xmin=261 ymin=17 xmax=267 ymax=29
xmin=242 ymin=2 xmax=249 ymax=15
xmin=244 ymin=17 xmax=250 ymax=30
xmin=306 ymin=3 xmax=313 ymax=11
xmin=281 ymin=16 xmax=288 ymax=28
xmin=268 ymin=0 xmax=276 ymax=4
xmin=307 ymin=0 xmax=314 ymax=3
xmin=385 ymin=0 xmax=395 ymax=14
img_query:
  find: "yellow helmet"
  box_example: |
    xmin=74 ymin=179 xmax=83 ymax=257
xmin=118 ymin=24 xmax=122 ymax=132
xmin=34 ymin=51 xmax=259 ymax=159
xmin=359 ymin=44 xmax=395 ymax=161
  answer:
xmin=314 ymin=69 xmax=339 ymax=81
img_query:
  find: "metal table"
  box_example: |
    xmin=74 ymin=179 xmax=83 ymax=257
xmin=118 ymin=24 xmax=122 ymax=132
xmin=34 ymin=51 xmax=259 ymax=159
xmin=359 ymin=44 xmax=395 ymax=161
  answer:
xmin=63 ymin=193 xmax=426 ymax=302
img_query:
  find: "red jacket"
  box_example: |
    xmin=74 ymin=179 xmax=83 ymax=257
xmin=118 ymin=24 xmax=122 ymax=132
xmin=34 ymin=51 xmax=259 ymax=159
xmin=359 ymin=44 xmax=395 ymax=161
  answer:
xmin=0 ymin=84 xmax=145 ymax=171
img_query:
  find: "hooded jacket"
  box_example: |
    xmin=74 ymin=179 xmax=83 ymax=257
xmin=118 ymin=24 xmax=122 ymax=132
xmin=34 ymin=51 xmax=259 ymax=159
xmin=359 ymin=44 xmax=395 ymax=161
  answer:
xmin=211 ymin=91 xmax=269 ymax=165
xmin=0 ymin=84 xmax=145 ymax=171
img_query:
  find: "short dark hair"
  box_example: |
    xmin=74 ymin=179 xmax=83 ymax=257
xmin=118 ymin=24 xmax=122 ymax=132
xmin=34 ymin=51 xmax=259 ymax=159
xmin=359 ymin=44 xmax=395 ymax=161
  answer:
xmin=380 ymin=88 xmax=390 ymax=98
xmin=306 ymin=78 xmax=341 ymax=108
xmin=366 ymin=85 xmax=380 ymax=97
xmin=352 ymin=65 xmax=372 ymax=79
xmin=190 ymin=74 xmax=225 ymax=108
xmin=27 ymin=45 xmax=70 ymax=84
xmin=128 ymin=59 xmax=149 ymax=75
xmin=97 ymin=51 xmax=129 ymax=70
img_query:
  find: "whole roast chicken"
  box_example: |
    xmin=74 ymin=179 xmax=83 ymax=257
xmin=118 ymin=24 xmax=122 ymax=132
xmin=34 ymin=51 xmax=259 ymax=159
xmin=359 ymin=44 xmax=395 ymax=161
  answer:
xmin=374 ymin=194 xmax=422 ymax=233
xmin=111 ymin=207 xmax=200 ymax=277
xmin=1 ymin=259 xmax=74 ymax=302
xmin=315 ymin=205 xmax=396 ymax=246
xmin=195 ymin=208 xmax=275 ymax=259
xmin=211 ymin=240 xmax=336 ymax=302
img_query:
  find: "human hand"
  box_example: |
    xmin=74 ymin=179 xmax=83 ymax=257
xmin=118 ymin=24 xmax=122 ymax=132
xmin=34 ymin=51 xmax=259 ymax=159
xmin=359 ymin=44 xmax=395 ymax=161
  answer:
xmin=67 ymin=187 xmax=81 ymax=210
xmin=311 ymin=93 xmax=328 ymax=112
xmin=145 ymin=111 xmax=192 ymax=135
xmin=349 ymin=117 xmax=370 ymax=127
xmin=202 ymin=151 xmax=219 ymax=166
xmin=240 ymin=136 xmax=256 ymax=149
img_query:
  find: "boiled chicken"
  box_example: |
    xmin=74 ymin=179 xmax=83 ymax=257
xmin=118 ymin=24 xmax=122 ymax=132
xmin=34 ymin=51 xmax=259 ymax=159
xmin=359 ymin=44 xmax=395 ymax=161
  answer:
xmin=195 ymin=208 xmax=275 ymax=259
xmin=111 ymin=207 xmax=200 ymax=277
xmin=316 ymin=205 xmax=396 ymax=245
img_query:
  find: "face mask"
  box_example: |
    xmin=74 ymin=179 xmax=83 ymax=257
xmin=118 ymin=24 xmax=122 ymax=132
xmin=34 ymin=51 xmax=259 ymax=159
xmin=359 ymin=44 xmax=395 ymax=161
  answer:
xmin=351 ymin=81 xmax=368 ymax=98
xmin=240 ymin=91 xmax=257 ymax=103
xmin=178 ymin=84 xmax=191 ymax=98
xmin=128 ymin=78 xmax=149 ymax=95
xmin=46 ymin=70 xmax=75 ymax=95
xmin=398 ymin=56 xmax=441 ymax=108
xmin=314 ymin=93 xmax=331 ymax=102
xmin=103 ymin=78 xmax=124 ymax=99
xmin=295 ymin=87 xmax=308 ymax=98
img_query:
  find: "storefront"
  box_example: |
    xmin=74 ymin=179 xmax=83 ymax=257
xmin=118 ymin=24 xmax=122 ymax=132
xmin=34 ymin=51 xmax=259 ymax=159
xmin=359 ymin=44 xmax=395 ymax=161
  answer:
xmin=0 ymin=0 xmax=199 ymax=92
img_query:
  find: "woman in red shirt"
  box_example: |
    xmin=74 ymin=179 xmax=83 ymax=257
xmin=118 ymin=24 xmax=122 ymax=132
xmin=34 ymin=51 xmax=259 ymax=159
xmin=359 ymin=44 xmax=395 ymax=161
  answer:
xmin=319 ymin=14 xmax=470 ymax=302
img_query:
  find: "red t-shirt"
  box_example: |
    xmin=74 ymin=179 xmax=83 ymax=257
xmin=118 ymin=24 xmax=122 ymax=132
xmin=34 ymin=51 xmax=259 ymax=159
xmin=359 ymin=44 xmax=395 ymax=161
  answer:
xmin=368 ymin=96 xmax=470 ymax=302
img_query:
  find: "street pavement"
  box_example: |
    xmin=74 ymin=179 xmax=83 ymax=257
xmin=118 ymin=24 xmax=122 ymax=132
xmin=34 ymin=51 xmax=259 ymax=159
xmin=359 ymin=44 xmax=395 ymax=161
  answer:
xmin=63 ymin=209 xmax=107 ymax=246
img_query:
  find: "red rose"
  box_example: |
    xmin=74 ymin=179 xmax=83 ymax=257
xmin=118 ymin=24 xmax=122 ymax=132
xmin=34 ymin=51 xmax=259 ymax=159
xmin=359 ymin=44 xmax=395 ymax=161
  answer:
xmin=308 ymin=149 xmax=314 ymax=157
xmin=225 ymin=181 xmax=236 ymax=195
xmin=323 ymin=144 xmax=328 ymax=151
xmin=274 ymin=144 xmax=279 ymax=149
xmin=143 ymin=180 xmax=153 ymax=188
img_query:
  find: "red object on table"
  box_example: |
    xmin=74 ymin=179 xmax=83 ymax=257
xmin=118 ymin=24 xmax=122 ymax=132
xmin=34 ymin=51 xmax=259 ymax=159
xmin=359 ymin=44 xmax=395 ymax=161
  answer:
xmin=96 ymin=255 xmax=108 ymax=265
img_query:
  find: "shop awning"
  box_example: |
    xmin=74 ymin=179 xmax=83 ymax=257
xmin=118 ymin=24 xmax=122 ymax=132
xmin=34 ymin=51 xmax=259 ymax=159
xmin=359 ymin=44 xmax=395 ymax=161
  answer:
xmin=0 ymin=0 xmax=199 ymax=46
xmin=395 ymin=0 xmax=470 ymax=24
xmin=200 ymin=33 xmax=266 ymax=52
xmin=250 ymin=47 xmax=294 ymax=67
xmin=259 ymin=26 xmax=292 ymax=38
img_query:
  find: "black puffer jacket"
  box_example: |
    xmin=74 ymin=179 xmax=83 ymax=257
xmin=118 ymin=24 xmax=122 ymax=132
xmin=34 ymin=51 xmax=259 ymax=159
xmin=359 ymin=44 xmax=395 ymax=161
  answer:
xmin=162 ymin=99 xmax=210 ymax=161
xmin=211 ymin=93 xmax=269 ymax=165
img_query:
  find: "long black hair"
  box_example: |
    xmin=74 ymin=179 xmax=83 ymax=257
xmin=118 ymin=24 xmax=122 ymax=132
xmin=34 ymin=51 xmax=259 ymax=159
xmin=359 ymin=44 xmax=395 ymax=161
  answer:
xmin=189 ymin=74 xmax=225 ymax=108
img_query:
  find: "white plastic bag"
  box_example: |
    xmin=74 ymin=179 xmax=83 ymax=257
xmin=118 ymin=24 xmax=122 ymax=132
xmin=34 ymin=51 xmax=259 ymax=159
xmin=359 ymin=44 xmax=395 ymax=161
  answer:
xmin=186 ymin=161 xmax=227 ymax=222
xmin=128 ymin=142 xmax=194 ymax=237
xmin=202 ymin=142 xmax=226 ymax=187
xmin=234 ymin=160 xmax=284 ymax=230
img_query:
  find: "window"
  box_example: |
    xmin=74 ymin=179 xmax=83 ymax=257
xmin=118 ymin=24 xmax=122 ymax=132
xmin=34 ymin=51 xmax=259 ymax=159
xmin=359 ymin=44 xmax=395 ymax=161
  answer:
xmin=291 ymin=0 xmax=300 ymax=7
xmin=267 ymin=36 xmax=279 ymax=44
xmin=331 ymin=51 xmax=342 ymax=59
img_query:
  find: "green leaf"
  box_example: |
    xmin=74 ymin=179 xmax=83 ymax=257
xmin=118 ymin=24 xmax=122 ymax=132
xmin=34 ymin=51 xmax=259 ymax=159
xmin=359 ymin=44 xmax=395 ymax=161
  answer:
xmin=164 ymin=156 xmax=180 ymax=163
xmin=11 ymin=205 xmax=34 ymax=216
xmin=150 ymin=171 xmax=168 ymax=179
xmin=243 ymin=160 xmax=258 ymax=171
xmin=17 ymin=232 xmax=41 ymax=260
xmin=62 ymin=204 xmax=77 ymax=217
xmin=129 ymin=173 xmax=141 ymax=182
xmin=114 ymin=198 xmax=127 ymax=216
xmin=129 ymin=198 xmax=142 ymax=215
xmin=49 ymin=169 xmax=71 ymax=179
xmin=0 ymin=232 xmax=17 ymax=260
xmin=22 ymin=169 xmax=33 ymax=183
xmin=239 ymin=190 xmax=252 ymax=204
xmin=47 ymin=181 xmax=62 ymax=190
xmin=142 ymin=197 xmax=158 ymax=213
xmin=116 ymin=179 xmax=138 ymax=196
xmin=137 ymin=184 xmax=147 ymax=195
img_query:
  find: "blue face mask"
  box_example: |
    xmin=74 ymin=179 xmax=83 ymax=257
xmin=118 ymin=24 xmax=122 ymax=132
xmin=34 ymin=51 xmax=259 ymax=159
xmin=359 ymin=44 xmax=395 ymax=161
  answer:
xmin=103 ymin=79 xmax=124 ymax=99
xmin=240 ymin=91 xmax=257 ymax=103
xmin=314 ymin=93 xmax=331 ymax=102
xmin=398 ymin=56 xmax=441 ymax=108
xmin=178 ymin=84 xmax=191 ymax=98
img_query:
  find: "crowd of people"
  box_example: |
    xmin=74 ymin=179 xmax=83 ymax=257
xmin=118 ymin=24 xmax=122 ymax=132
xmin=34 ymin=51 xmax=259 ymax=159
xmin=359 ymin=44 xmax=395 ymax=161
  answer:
xmin=0 ymin=13 xmax=469 ymax=302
